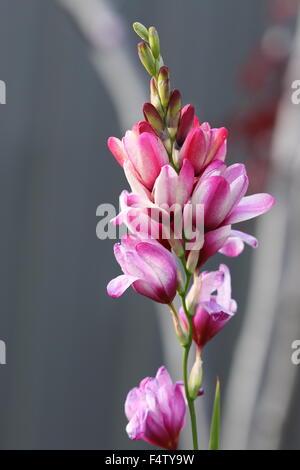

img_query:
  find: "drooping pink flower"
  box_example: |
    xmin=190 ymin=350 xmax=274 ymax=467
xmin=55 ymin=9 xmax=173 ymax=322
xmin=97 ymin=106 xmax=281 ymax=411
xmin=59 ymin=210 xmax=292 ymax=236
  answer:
xmin=180 ymin=264 xmax=237 ymax=350
xmin=125 ymin=366 xmax=186 ymax=450
xmin=107 ymin=235 xmax=177 ymax=304
xmin=107 ymin=121 xmax=169 ymax=194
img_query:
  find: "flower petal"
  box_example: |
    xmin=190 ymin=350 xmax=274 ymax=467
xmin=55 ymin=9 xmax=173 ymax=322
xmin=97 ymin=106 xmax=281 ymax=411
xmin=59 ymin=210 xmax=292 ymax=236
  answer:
xmin=107 ymin=274 xmax=138 ymax=298
xmin=223 ymin=193 xmax=275 ymax=225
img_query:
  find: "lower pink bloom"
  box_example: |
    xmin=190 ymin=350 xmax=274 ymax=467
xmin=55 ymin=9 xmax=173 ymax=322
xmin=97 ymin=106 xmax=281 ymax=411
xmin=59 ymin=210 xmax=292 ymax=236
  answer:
xmin=180 ymin=264 xmax=237 ymax=350
xmin=125 ymin=366 xmax=186 ymax=450
xmin=107 ymin=235 xmax=177 ymax=304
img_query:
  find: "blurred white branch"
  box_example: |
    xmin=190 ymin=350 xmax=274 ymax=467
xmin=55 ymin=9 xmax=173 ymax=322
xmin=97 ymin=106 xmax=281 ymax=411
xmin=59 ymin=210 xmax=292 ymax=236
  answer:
xmin=223 ymin=9 xmax=300 ymax=450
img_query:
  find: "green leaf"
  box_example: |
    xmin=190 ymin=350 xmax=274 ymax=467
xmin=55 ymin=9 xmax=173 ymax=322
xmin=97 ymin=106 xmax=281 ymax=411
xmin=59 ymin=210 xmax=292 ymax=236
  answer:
xmin=209 ymin=378 xmax=221 ymax=450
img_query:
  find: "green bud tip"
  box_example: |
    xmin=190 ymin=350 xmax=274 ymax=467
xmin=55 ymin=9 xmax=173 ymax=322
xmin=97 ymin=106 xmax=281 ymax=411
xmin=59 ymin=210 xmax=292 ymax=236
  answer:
xmin=133 ymin=22 xmax=149 ymax=42
xmin=158 ymin=66 xmax=170 ymax=108
xmin=137 ymin=42 xmax=156 ymax=76
xmin=148 ymin=26 xmax=160 ymax=59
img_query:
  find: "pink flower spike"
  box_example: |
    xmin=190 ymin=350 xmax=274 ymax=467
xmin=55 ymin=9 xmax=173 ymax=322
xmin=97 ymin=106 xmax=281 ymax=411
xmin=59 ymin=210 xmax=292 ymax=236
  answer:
xmin=107 ymin=235 xmax=177 ymax=304
xmin=125 ymin=366 xmax=186 ymax=450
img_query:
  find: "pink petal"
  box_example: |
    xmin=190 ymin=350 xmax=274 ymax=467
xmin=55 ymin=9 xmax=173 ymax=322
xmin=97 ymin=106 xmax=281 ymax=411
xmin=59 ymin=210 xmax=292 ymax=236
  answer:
xmin=107 ymin=137 xmax=127 ymax=167
xmin=216 ymin=264 xmax=232 ymax=310
xmin=199 ymin=270 xmax=225 ymax=301
xmin=224 ymin=193 xmax=275 ymax=225
xmin=107 ymin=274 xmax=138 ymax=298
xmin=193 ymin=176 xmax=231 ymax=229
xmin=135 ymin=243 xmax=177 ymax=302
xmin=198 ymin=225 xmax=231 ymax=267
xmin=179 ymin=128 xmax=207 ymax=174
xmin=123 ymin=160 xmax=152 ymax=199
xmin=219 ymin=230 xmax=258 ymax=257
xmin=176 ymin=104 xmax=195 ymax=146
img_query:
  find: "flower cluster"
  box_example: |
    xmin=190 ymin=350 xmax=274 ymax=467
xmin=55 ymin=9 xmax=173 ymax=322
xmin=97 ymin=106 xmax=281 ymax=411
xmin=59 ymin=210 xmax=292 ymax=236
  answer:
xmin=106 ymin=22 xmax=275 ymax=450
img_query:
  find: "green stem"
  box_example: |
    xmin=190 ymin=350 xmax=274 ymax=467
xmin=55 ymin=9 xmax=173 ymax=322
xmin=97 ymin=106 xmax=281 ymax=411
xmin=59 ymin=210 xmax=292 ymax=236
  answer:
xmin=180 ymin=281 xmax=199 ymax=450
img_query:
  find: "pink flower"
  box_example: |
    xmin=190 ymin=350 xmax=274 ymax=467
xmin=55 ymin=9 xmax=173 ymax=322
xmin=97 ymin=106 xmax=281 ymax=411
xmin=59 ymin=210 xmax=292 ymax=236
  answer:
xmin=112 ymin=160 xmax=195 ymax=247
xmin=177 ymin=120 xmax=228 ymax=175
xmin=180 ymin=264 xmax=237 ymax=350
xmin=191 ymin=160 xmax=275 ymax=265
xmin=107 ymin=235 xmax=177 ymax=304
xmin=125 ymin=366 xmax=186 ymax=450
xmin=107 ymin=121 xmax=169 ymax=194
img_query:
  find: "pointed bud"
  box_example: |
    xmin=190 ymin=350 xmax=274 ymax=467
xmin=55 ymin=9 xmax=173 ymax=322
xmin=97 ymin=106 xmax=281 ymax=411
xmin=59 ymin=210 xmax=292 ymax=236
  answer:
xmin=176 ymin=104 xmax=195 ymax=146
xmin=150 ymin=78 xmax=164 ymax=118
xmin=168 ymin=237 xmax=184 ymax=258
xmin=176 ymin=269 xmax=185 ymax=295
xmin=186 ymin=275 xmax=202 ymax=316
xmin=186 ymin=249 xmax=200 ymax=274
xmin=133 ymin=22 xmax=149 ymax=42
xmin=167 ymin=89 xmax=182 ymax=138
xmin=163 ymin=137 xmax=172 ymax=155
xmin=143 ymin=102 xmax=165 ymax=133
xmin=172 ymin=145 xmax=181 ymax=169
xmin=188 ymin=355 xmax=203 ymax=400
xmin=158 ymin=66 xmax=170 ymax=108
xmin=148 ymin=26 xmax=160 ymax=59
xmin=137 ymin=42 xmax=156 ymax=76
xmin=170 ymin=307 xmax=189 ymax=347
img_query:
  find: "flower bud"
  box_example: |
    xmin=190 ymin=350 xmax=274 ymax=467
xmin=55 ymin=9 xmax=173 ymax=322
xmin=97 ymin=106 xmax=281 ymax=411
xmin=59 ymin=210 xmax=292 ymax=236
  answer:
xmin=186 ymin=249 xmax=200 ymax=274
xmin=176 ymin=269 xmax=185 ymax=296
xmin=186 ymin=275 xmax=202 ymax=316
xmin=168 ymin=236 xmax=184 ymax=258
xmin=170 ymin=307 xmax=189 ymax=347
xmin=188 ymin=355 xmax=203 ymax=400
xmin=150 ymin=78 xmax=164 ymax=118
xmin=138 ymin=42 xmax=156 ymax=76
xmin=158 ymin=66 xmax=170 ymax=108
xmin=133 ymin=22 xmax=149 ymax=42
xmin=143 ymin=102 xmax=165 ymax=134
xmin=148 ymin=26 xmax=160 ymax=59
xmin=176 ymin=104 xmax=195 ymax=146
xmin=167 ymin=89 xmax=182 ymax=138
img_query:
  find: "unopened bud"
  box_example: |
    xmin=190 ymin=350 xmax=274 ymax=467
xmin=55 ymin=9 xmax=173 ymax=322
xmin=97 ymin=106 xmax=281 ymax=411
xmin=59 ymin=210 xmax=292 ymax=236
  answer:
xmin=150 ymin=78 xmax=164 ymax=118
xmin=172 ymin=145 xmax=181 ymax=169
xmin=138 ymin=42 xmax=156 ymax=76
xmin=148 ymin=26 xmax=160 ymax=59
xmin=143 ymin=102 xmax=165 ymax=134
xmin=170 ymin=307 xmax=189 ymax=347
xmin=133 ymin=22 xmax=149 ymax=42
xmin=186 ymin=276 xmax=202 ymax=316
xmin=176 ymin=104 xmax=195 ymax=146
xmin=163 ymin=136 xmax=172 ymax=155
xmin=167 ymin=89 xmax=182 ymax=138
xmin=158 ymin=66 xmax=170 ymax=108
xmin=176 ymin=269 xmax=185 ymax=295
xmin=188 ymin=355 xmax=203 ymax=400
xmin=168 ymin=237 xmax=184 ymax=258
xmin=186 ymin=249 xmax=200 ymax=274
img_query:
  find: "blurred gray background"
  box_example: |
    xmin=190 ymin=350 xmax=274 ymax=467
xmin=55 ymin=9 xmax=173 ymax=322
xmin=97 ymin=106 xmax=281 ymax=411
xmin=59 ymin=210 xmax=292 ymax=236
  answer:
xmin=0 ymin=0 xmax=299 ymax=449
